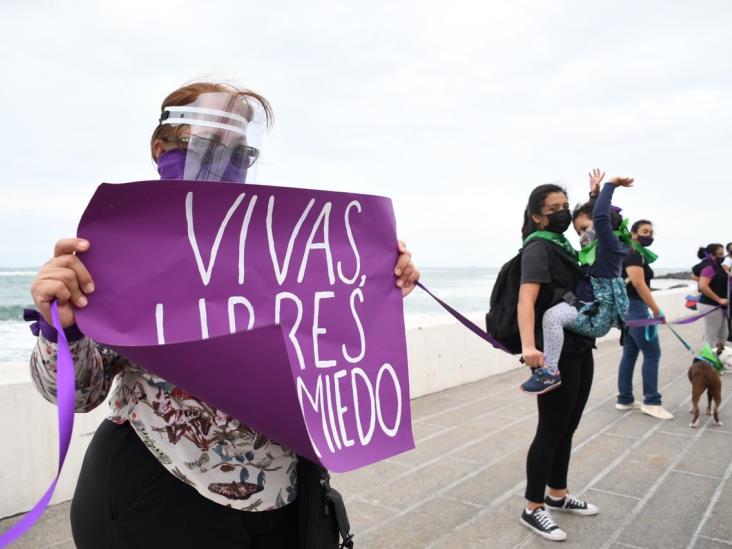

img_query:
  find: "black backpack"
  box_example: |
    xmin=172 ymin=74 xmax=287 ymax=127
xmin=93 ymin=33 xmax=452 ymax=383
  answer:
xmin=485 ymin=240 xmax=571 ymax=354
xmin=485 ymin=247 xmax=528 ymax=354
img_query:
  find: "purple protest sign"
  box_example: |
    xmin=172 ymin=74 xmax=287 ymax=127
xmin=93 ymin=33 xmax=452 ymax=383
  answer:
xmin=74 ymin=180 xmax=414 ymax=472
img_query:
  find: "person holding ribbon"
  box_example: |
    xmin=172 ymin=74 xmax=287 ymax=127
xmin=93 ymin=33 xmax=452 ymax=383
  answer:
xmin=520 ymin=169 xmax=631 ymax=395
xmin=695 ymin=243 xmax=730 ymax=348
xmin=616 ymin=220 xmax=673 ymax=420
xmin=517 ymin=184 xmax=599 ymax=542
xmin=27 ymin=81 xmax=420 ymax=549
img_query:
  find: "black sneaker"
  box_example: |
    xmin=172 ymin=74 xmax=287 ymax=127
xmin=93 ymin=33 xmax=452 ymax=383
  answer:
xmin=520 ymin=507 xmax=567 ymax=541
xmin=520 ymin=368 xmax=562 ymax=395
xmin=544 ymin=494 xmax=599 ymax=516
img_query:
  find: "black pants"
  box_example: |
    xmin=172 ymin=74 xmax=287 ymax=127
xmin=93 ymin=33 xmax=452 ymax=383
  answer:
xmin=525 ymin=348 xmax=594 ymax=503
xmin=70 ymin=419 xmax=298 ymax=549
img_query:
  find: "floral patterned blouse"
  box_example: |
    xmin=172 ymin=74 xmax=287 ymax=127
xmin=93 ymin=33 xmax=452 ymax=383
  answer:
xmin=30 ymin=333 xmax=298 ymax=511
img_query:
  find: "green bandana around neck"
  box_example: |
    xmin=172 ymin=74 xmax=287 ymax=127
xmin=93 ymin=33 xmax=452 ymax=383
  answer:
xmin=697 ymin=343 xmax=724 ymax=374
xmin=578 ymin=218 xmax=636 ymax=266
xmin=630 ymin=240 xmax=659 ymax=264
xmin=524 ymin=231 xmax=578 ymax=260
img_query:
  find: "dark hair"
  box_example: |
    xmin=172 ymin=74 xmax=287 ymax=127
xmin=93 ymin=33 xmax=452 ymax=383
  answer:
xmin=726 ymin=242 xmax=732 ymax=253
xmin=630 ymin=219 xmax=652 ymax=234
xmin=572 ymin=199 xmax=622 ymax=230
xmin=697 ymin=243 xmax=723 ymax=260
xmin=521 ymin=184 xmax=567 ymax=239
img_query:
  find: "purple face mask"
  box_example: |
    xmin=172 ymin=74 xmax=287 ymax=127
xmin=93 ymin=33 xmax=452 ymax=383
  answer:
xmin=637 ymin=235 xmax=654 ymax=247
xmin=157 ymin=149 xmax=186 ymax=180
xmin=156 ymin=148 xmax=248 ymax=183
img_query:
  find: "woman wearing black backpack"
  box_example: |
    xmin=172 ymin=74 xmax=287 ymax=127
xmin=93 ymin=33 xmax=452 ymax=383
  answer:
xmin=516 ymin=184 xmax=598 ymax=542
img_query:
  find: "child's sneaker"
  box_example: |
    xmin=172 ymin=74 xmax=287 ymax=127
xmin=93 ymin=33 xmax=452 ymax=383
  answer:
xmin=521 ymin=368 xmax=562 ymax=395
xmin=520 ymin=507 xmax=567 ymax=541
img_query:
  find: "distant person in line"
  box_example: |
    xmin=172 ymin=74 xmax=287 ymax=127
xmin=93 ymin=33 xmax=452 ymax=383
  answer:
xmin=725 ymin=242 xmax=732 ymax=342
xmin=616 ymin=220 xmax=673 ymax=420
xmin=517 ymin=183 xmax=599 ymax=542
xmin=723 ymin=242 xmax=732 ymax=274
xmin=695 ymin=244 xmax=729 ymax=348
xmin=521 ymin=169 xmax=631 ymax=395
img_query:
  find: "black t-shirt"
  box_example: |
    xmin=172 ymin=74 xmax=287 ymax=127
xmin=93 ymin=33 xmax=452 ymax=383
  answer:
xmin=520 ymin=239 xmax=595 ymax=354
xmin=623 ymin=250 xmax=654 ymax=300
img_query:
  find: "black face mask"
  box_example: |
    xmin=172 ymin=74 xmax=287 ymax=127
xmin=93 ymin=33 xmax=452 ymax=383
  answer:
xmin=716 ymin=256 xmax=725 ymax=265
xmin=637 ymin=235 xmax=654 ymax=247
xmin=544 ymin=209 xmax=572 ymax=234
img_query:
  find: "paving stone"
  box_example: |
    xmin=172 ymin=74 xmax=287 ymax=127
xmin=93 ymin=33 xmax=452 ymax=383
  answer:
xmin=342 ymin=497 xmax=398 ymax=533
xmin=594 ymin=432 xmax=684 ymax=499
xmin=699 ymin=473 xmax=732 ymax=543
xmin=410 ymin=394 xmax=466 ymax=419
xmin=618 ymin=470 xmax=717 ymax=549
xmin=358 ymin=455 xmax=475 ymax=510
xmin=573 ymin=410 xmax=625 ymax=444
xmin=445 ymin=447 xmax=527 ymax=506
xmin=675 ymin=429 xmax=732 ymax=479
xmin=693 ymin=536 xmax=732 ymax=549
xmin=426 ymin=396 xmax=517 ymax=427
xmin=358 ymin=496 xmax=477 ymax=548
xmin=430 ymin=495 xmax=530 ymax=548
xmin=565 ymin=433 xmax=634 ymax=492
xmin=411 ymin=420 xmax=450 ymax=442
xmin=333 ymin=458 xmax=412 ymax=499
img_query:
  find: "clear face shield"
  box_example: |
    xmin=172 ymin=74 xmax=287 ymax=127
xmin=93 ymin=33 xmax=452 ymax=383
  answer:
xmin=159 ymin=92 xmax=265 ymax=183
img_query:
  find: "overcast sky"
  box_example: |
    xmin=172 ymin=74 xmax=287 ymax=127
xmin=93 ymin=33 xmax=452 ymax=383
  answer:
xmin=1 ymin=0 xmax=730 ymax=269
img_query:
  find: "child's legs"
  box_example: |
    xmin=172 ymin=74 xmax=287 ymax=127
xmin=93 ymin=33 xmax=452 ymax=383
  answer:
xmin=542 ymin=302 xmax=578 ymax=374
xmin=568 ymin=277 xmax=627 ymax=338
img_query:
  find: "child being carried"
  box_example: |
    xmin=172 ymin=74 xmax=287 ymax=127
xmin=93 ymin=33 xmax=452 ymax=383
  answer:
xmin=521 ymin=170 xmax=633 ymax=395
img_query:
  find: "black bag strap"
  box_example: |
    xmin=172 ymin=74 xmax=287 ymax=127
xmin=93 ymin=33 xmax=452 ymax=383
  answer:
xmin=319 ymin=468 xmax=354 ymax=548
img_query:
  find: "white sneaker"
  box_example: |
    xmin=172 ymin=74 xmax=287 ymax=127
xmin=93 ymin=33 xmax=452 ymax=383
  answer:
xmin=641 ymin=404 xmax=674 ymax=420
xmin=615 ymin=401 xmax=642 ymax=410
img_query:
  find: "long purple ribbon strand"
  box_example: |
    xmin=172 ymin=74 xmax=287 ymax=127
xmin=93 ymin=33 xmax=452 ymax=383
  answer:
xmin=416 ymin=282 xmax=512 ymax=353
xmin=0 ymin=302 xmax=75 ymax=547
xmin=625 ymin=304 xmax=721 ymax=328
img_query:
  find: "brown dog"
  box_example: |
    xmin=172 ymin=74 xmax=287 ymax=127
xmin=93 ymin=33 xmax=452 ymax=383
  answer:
xmin=688 ymin=343 xmax=724 ymax=428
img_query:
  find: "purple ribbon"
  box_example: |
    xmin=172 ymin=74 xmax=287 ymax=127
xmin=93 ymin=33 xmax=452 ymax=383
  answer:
xmin=0 ymin=302 xmax=75 ymax=547
xmin=625 ymin=304 xmax=720 ymax=328
xmin=416 ymin=282 xmax=512 ymax=354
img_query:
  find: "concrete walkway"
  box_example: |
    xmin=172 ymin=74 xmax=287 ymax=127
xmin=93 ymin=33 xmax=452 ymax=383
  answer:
xmin=2 ymin=323 xmax=730 ymax=548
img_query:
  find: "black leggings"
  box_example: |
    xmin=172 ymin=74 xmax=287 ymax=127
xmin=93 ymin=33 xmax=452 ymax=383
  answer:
xmin=525 ymin=348 xmax=594 ymax=503
xmin=70 ymin=419 xmax=298 ymax=549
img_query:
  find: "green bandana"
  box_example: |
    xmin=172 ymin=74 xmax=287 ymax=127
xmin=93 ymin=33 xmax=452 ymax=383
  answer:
xmin=630 ymin=240 xmax=658 ymax=264
xmin=578 ymin=218 xmax=637 ymax=266
xmin=697 ymin=343 xmax=724 ymax=374
xmin=524 ymin=231 xmax=578 ymax=260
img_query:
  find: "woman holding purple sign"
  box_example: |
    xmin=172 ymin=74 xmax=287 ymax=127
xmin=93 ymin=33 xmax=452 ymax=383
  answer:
xmin=28 ymin=82 xmax=420 ymax=549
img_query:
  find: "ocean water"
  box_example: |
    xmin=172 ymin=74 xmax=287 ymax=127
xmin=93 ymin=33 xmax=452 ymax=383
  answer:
xmin=0 ymin=267 xmax=693 ymax=364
